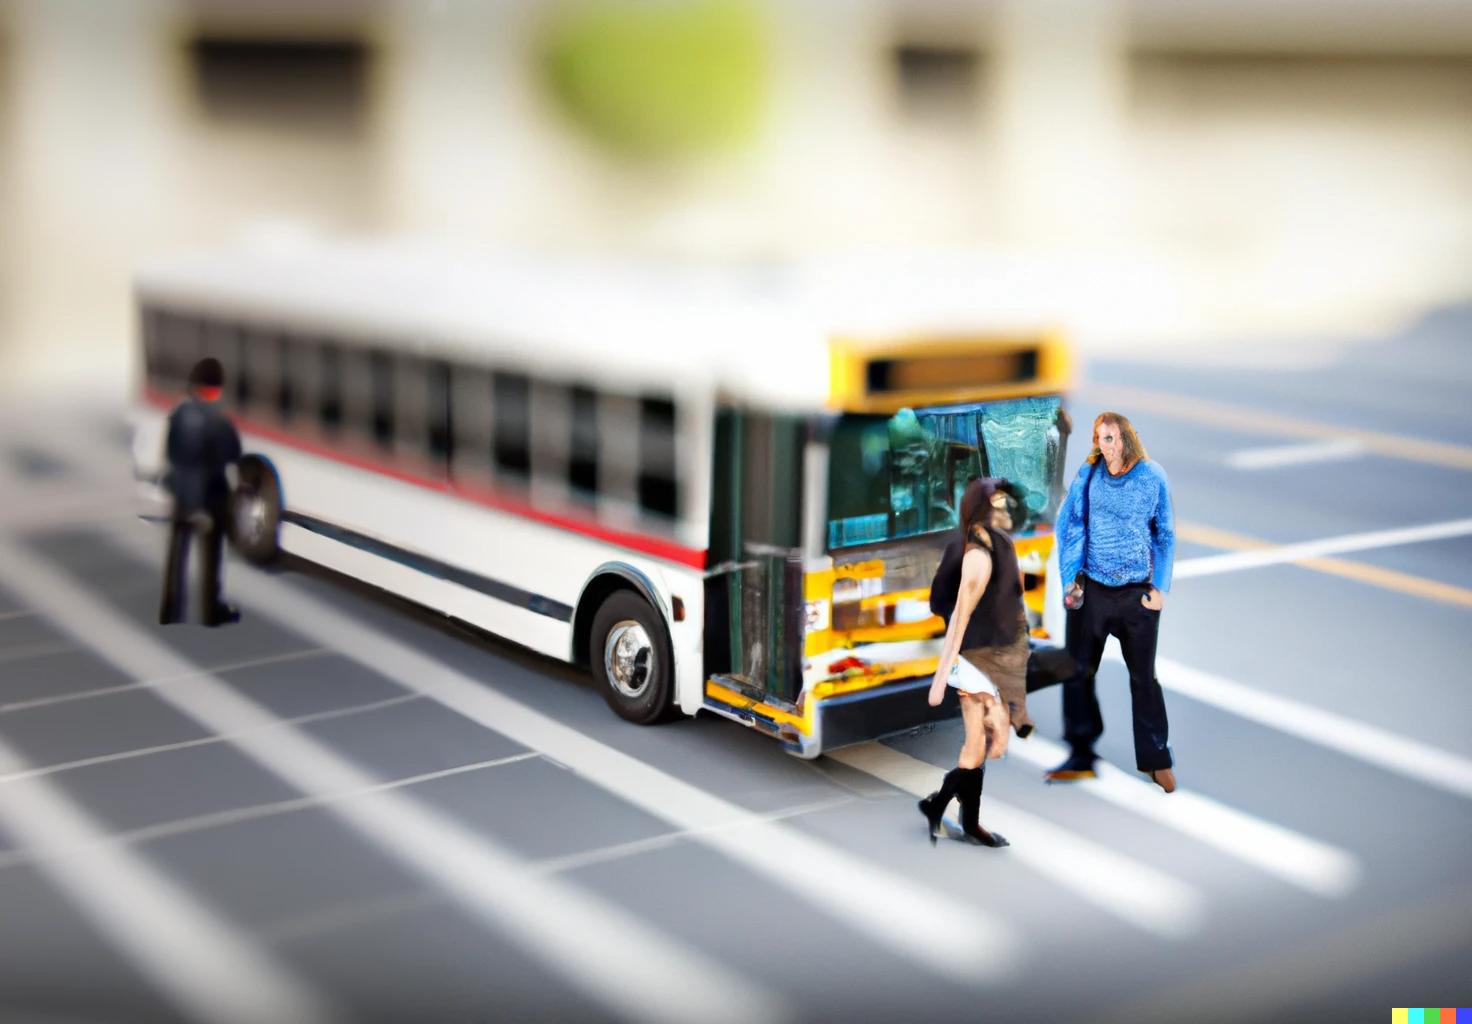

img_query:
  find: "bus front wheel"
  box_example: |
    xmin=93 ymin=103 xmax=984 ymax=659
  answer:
xmin=591 ymin=590 xmax=675 ymax=726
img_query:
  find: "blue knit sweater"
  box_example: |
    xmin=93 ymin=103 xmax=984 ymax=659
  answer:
xmin=1055 ymin=458 xmax=1175 ymax=592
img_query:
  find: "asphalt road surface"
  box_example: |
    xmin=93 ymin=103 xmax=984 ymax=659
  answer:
xmin=0 ymin=310 xmax=1468 ymax=1024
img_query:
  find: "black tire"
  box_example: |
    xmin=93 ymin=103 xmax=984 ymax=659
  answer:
xmin=590 ymin=589 xmax=676 ymax=725
xmin=228 ymin=460 xmax=281 ymax=565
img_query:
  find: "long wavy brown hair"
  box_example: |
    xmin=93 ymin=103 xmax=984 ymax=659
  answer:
xmin=1086 ymin=412 xmax=1149 ymax=472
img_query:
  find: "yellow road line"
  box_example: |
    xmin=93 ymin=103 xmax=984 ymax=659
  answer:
xmin=1177 ymin=521 xmax=1472 ymax=610
xmin=1086 ymin=383 xmax=1472 ymax=471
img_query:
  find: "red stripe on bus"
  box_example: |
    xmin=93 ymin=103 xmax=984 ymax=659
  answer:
xmin=143 ymin=388 xmax=709 ymax=570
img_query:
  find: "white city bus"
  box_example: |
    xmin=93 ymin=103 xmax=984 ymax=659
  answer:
xmin=130 ymin=242 xmax=1076 ymax=757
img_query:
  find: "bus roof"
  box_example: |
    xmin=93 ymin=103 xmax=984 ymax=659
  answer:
xmin=132 ymin=239 xmax=1069 ymax=411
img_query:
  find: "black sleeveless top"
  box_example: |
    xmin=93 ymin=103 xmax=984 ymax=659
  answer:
xmin=929 ymin=524 xmax=1025 ymax=650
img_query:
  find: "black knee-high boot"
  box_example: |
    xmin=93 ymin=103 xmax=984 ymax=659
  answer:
xmin=918 ymin=768 xmax=968 ymax=846
xmin=957 ymin=766 xmax=1008 ymax=848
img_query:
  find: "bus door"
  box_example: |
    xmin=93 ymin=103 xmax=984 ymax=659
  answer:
xmin=704 ymin=408 xmax=808 ymax=707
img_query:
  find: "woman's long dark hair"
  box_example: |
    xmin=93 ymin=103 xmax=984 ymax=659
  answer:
xmin=958 ymin=477 xmax=1017 ymax=542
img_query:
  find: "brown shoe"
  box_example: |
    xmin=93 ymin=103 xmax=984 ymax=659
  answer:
xmin=1148 ymin=768 xmax=1176 ymax=794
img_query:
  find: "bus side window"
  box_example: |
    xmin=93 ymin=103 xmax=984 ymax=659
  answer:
xmin=243 ymin=328 xmax=277 ymax=422
xmin=639 ymin=396 xmax=679 ymax=518
xmin=276 ymin=335 xmax=295 ymax=423
xmin=597 ymin=392 xmax=641 ymax=510
xmin=286 ymin=336 xmax=320 ymax=430
xmin=394 ymin=354 xmax=428 ymax=463
xmin=200 ymin=321 xmax=240 ymax=410
xmin=140 ymin=306 xmax=165 ymax=393
xmin=529 ymin=379 xmax=570 ymax=495
xmin=370 ymin=349 xmax=394 ymax=450
xmin=320 ymin=343 xmax=343 ymax=432
xmin=493 ymin=371 xmax=531 ymax=481
xmin=342 ymin=347 xmax=373 ymax=448
xmin=450 ymin=365 xmax=493 ymax=483
xmin=568 ymin=385 xmax=598 ymax=497
xmin=426 ymin=359 xmax=453 ymax=467
xmin=232 ymin=326 xmax=251 ymax=411
xmin=161 ymin=313 xmax=201 ymax=394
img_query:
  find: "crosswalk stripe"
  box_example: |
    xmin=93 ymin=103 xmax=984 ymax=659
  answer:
xmin=1003 ymin=733 xmax=1361 ymax=898
xmin=107 ymin=520 xmax=1025 ymax=989
xmin=826 ymin=743 xmax=1206 ymax=939
xmin=0 ymin=733 xmax=340 ymax=1024
xmin=0 ymin=536 xmax=791 ymax=1024
xmin=1107 ymin=649 xmax=1472 ymax=801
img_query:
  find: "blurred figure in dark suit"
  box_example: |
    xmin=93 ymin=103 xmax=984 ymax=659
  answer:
xmin=158 ymin=357 xmax=242 ymax=627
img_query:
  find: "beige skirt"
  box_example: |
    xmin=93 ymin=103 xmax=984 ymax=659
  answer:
xmin=959 ymin=616 xmax=1031 ymax=728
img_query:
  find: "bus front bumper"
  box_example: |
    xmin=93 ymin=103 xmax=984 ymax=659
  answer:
xmin=702 ymin=673 xmax=962 ymax=759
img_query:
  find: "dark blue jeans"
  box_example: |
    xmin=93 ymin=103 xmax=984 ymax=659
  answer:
xmin=1062 ymin=576 xmax=1173 ymax=772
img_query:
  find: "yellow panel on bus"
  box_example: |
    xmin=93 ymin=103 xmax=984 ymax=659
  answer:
xmin=827 ymin=331 xmax=1073 ymax=415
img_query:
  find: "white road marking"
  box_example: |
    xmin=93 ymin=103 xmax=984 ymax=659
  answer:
xmin=1225 ymin=439 xmax=1367 ymax=470
xmin=106 ymin=522 xmax=1026 ymax=988
xmin=0 ymin=735 xmax=338 ymax=1024
xmin=1003 ymin=733 xmax=1361 ymax=897
xmin=0 ymin=537 xmax=789 ymax=1024
xmin=1104 ymin=649 xmax=1472 ymax=801
xmin=826 ymin=743 xmax=1205 ymax=938
xmin=1174 ymin=517 xmax=1472 ymax=579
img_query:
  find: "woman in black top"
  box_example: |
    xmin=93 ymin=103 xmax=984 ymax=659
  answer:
xmin=918 ymin=477 xmax=1030 ymax=847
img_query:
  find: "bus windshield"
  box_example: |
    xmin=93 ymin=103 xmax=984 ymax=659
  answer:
xmin=826 ymin=395 xmax=1068 ymax=551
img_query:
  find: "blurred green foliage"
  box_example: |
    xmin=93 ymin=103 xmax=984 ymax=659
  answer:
xmin=539 ymin=0 xmax=768 ymax=158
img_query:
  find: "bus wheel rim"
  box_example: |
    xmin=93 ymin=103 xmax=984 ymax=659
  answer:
xmin=236 ymin=490 xmax=266 ymax=544
xmin=604 ymin=620 xmax=653 ymax=699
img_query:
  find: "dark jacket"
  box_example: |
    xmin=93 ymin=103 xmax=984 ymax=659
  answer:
xmin=929 ymin=524 xmax=1025 ymax=650
xmin=164 ymin=398 xmax=242 ymax=517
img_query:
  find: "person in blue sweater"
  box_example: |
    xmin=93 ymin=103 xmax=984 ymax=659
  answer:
xmin=1047 ymin=411 xmax=1177 ymax=793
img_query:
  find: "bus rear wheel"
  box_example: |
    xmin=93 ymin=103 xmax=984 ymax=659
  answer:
xmin=229 ymin=459 xmax=281 ymax=566
xmin=591 ymin=590 xmax=675 ymax=725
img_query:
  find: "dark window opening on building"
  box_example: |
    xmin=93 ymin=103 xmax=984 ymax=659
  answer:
xmin=493 ymin=372 xmax=530 ymax=478
xmin=894 ymin=44 xmax=980 ymax=121
xmin=188 ymin=36 xmax=371 ymax=133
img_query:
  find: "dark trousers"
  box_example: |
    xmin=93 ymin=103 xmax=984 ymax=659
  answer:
xmin=1062 ymin=576 xmax=1172 ymax=772
xmin=159 ymin=506 xmax=226 ymax=625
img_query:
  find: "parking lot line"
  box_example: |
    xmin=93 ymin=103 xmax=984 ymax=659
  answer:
xmin=0 ymin=751 xmax=543 ymax=874
xmin=1176 ymin=517 xmax=1472 ymax=580
xmin=1175 ymin=521 xmax=1472 ymax=609
xmin=0 ymin=535 xmax=790 ymax=1024
xmin=1224 ymin=438 xmax=1368 ymax=470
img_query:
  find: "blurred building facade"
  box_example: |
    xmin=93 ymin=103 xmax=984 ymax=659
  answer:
xmin=2 ymin=0 xmax=1472 ymax=396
